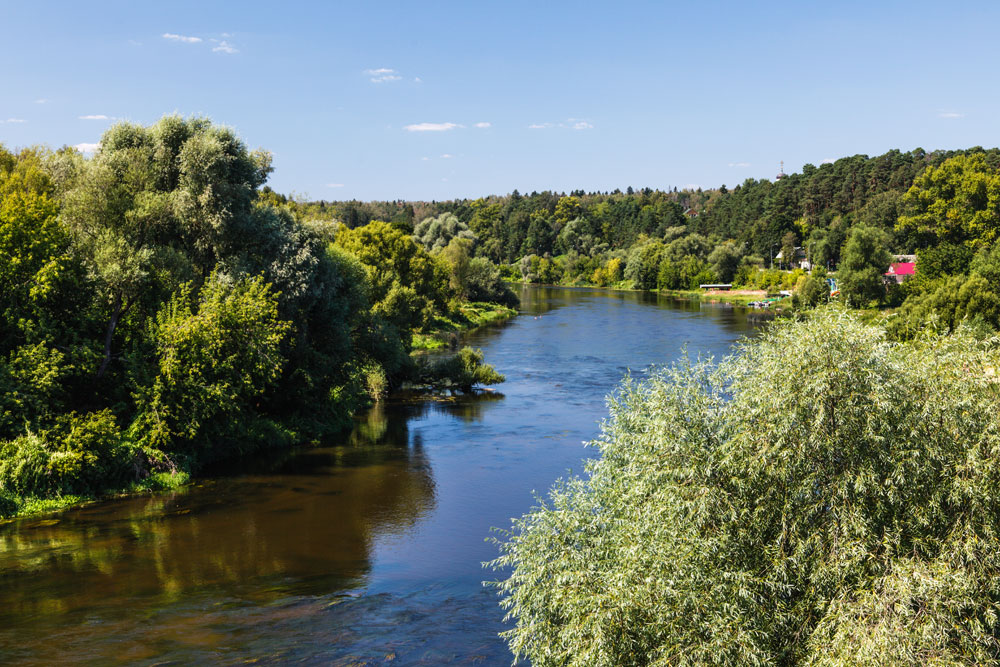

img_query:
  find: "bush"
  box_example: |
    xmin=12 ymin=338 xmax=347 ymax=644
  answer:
xmin=797 ymin=273 xmax=830 ymax=308
xmin=133 ymin=274 xmax=291 ymax=461
xmin=0 ymin=410 xmax=132 ymax=498
xmin=416 ymin=347 xmax=504 ymax=392
xmin=887 ymin=274 xmax=1000 ymax=340
xmin=491 ymin=309 xmax=1000 ymax=664
xmin=0 ymin=489 xmax=17 ymax=517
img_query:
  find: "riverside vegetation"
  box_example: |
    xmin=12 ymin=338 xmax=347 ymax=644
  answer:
xmin=9 ymin=118 xmax=1000 ymax=662
xmin=0 ymin=116 xmax=512 ymax=518
xmin=489 ymin=308 xmax=1000 ymax=665
xmin=293 ymin=147 xmax=1000 ymax=337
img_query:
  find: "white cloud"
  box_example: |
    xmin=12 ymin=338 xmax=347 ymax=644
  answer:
xmin=414 ymin=77 xmax=423 ymax=83
xmin=365 ymin=68 xmax=402 ymax=83
xmin=821 ymin=158 xmax=836 ymax=164
xmin=404 ymin=122 xmax=460 ymax=132
xmin=212 ymin=40 xmax=238 ymax=54
xmin=474 ymin=122 xmax=491 ymax=128
xmin=34 ymin=98 xmax=47 ymax=104
xmin=74 ymin=142 xmax=99 ymax=153
xmin=728 ymin=162 xmax=751 ymax=168
xmin=421 ymin=157 xmax=430 ymax=161
xmin=162 ymin=33 xmax=202 ymax=43
xmin=326 ymin=183 xmax=345 ymax=188
xmin=440 ymin=154 xmax=454 ymax=159
xmin=79 ymin=114 xmax=109 ymax=120
xmin=2 ymin=118 xmax=26 ymax=123
xmin=939 ymin=111 xmax=964 ymax=119
xmin=530 ymin=119 xmax=593 ymax=130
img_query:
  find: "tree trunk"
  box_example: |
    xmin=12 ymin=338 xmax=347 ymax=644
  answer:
xmin=97 ymin=294 xmax=122 ymax=379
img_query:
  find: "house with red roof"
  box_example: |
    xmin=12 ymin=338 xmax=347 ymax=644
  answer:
xmin=885 ymin=262 xmax=916 ymax=284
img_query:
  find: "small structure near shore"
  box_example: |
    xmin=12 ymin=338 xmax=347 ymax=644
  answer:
xmin=885 ymin=262 xmax=916 ymax=284
xmin=699 ymin=283 xmax=733 ymax=290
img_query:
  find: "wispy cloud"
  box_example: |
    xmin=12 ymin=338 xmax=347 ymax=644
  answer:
xmin=212 ymin=40 xmax=238 ymax=54
xmin=365 ymin=68 xmax=402 ymax=83
xmin=79 ymin=114 xmax=110 ymax=120
xmin=326 ymin=183 xmax=345 ymax=188
xmin=440 ymin=154 xmax=454 ymax=159
xmin=162 ymin=33 xmax=202 ymax=43
xmin=474 ymin=122 xmax=491 ymax=129
xmin=530 ymin=119 xmax=594 ymax=130
xmin=1 ymin=118 xmax=26 ymax=124
xmin=939 ymin=111 xmax=964 ymax=119
xmin=728 ymin=162 xmax=751 ymax=168
xmin=74 ymin=143 xmax=99 ymax=153
xmin=414 ymin=77 xmax=423 ymax=83
xmin=821 ymin=158 xmax=836 ymax=164
xmin=404 ymin=122 xmax=461 ymax=132
xmin=34 ymin=98 xmax=47 ymax=104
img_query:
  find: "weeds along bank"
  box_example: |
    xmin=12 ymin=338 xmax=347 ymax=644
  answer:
xmin=490 ymin=308 xmax=1000 ymax=665
xmin=0 ymin=116 xmax=512 ymax=518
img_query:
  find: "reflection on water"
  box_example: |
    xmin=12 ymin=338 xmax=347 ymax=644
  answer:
xmin=0 ymin=286 xmax=761 ymax=665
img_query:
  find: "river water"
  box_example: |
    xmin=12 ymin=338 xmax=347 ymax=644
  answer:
xmin=0 ymin=286 xmax=760 ymax=665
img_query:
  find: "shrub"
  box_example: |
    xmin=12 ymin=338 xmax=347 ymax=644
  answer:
xmin=417 ymin=347 xmax=504 ymax=392
xmin=490 ymin=309 xmax=1000 ymax=664
xmin=0 ymin=410 xmax=131 ymax=498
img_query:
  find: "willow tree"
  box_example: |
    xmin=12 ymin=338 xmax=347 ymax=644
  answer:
xmin=490 ymin=309 xmax=1000 ymax=665
xmin=58 ymin=116 xmax=273 ymax=379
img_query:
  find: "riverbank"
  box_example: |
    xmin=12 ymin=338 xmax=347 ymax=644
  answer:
xmin=411 ymin=301 xmax=518 ymax=351
xmin=0 ymin=471 xmax=189 ymax=524
xmin=1 ymin=303 xmax=519 ymax=522
xmin=507 ymin=279 xmax=792 ymax=310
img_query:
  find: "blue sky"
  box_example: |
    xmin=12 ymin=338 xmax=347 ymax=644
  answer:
xmin=2 ymin=1 xmax=999 ymax=200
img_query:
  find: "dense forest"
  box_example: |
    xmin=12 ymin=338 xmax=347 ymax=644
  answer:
xmin=287 ymin=145 xmax=1000 ymax=337
xmin=0 ymin=116 xmax=512 ymax=517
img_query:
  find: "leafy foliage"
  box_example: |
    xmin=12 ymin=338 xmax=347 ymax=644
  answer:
xmin=491 ymin=309 xmax=1000 ymax=665
xmin=132 ymin=274 xmax=291 ymax=462
xmin=837 ymin=226 xmax=891 ymax=306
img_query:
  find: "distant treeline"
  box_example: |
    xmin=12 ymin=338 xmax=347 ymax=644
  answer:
xmin=286 ymin=145 xmax=1000 ymax=334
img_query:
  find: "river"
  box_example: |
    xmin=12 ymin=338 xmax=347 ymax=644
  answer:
xmin=0 ymin=286 xmax=761 ymax=665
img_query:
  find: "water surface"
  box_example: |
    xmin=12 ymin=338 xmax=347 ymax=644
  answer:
xmin=0 ymin=286 xmax=759 ymax=665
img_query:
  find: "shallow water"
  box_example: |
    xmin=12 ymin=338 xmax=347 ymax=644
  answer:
xmin=0 ymin=286 xmax=759 ymax=665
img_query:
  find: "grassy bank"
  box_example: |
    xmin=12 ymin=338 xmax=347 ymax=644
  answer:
xmin=656 ymin=288 xmax=791 ymax=308
xmin=412 ymin=302 xmax=518 ymax=351
xmin=0 ymin=471 xmax=190 ymax=523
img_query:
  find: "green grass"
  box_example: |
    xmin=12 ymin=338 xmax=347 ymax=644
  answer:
xmin=0 ymin=470 xmax=190 ymax=521
xmin=413 ymin=302 xmax=517 ymax=351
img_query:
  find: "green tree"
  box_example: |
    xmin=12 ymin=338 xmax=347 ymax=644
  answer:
xmin=624 ymin=239 xmax=665 ymax=290
xmin=334 ymin=220 xmax=448 ymax=333
xmin=133 ymin=274 xmax=291 ymax=462
xmin=888 ymin=274 xmax=1000 ymax=339
xmin=412 ymin=212 xmax=476 ymax=253
xmin=837 ymin=226 xmax=891 ymax=306
xmin=780 ymin=230 xmax=798 ymax=269
xmin=59 ymin=116 xmax=273 ymax=379
xmin=898 ymin=153 xmax=1000 ymax=247
xmin=491 ymin=310 xmax=1000 ymax=664
xmin=707 ymin=240 xmax=744 ymax=283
